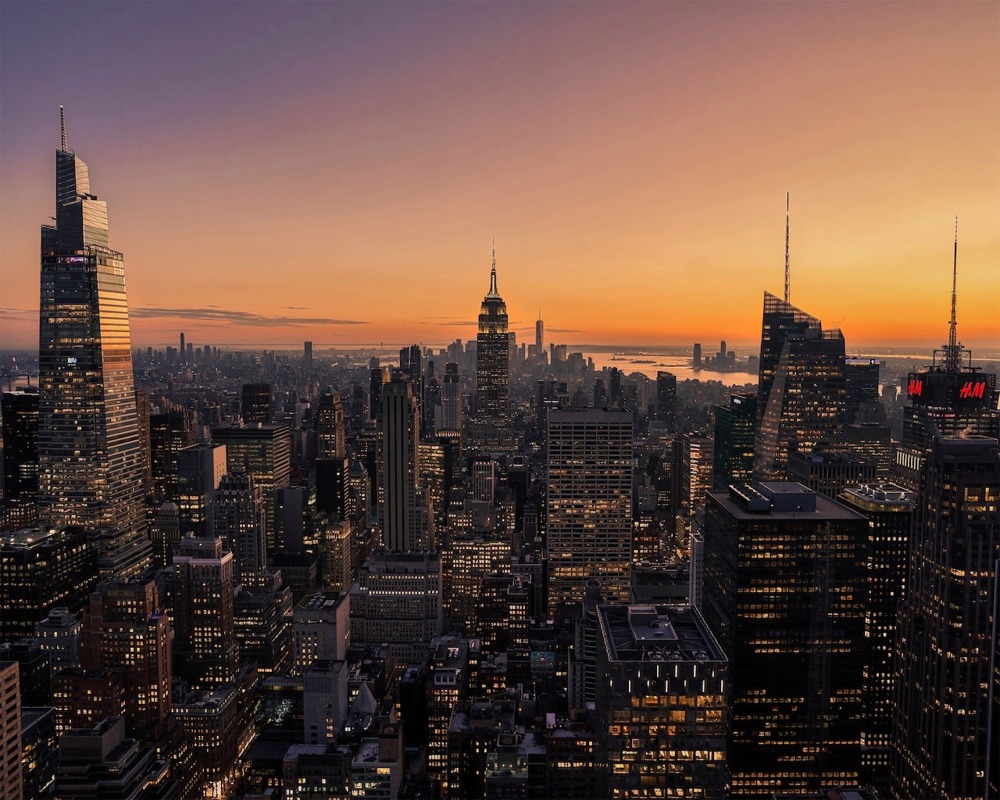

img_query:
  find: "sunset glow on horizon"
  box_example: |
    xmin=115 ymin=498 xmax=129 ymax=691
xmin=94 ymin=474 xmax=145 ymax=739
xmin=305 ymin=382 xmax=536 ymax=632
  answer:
xmin=1 ymin=1 xmax=997 ymax=352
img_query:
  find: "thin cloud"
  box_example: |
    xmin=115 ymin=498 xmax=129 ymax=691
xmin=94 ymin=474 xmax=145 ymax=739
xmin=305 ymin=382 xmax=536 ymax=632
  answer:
xmin=548 ymin=328 xmax=586 ymax=333
xmin=0 ymin=308 xmax=36 ymax=320
xmin=131 ymin=307 xmax=368 ymax=326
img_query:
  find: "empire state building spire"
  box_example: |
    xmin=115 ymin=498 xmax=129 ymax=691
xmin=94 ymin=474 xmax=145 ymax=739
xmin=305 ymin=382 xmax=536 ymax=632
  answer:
xmin=487 ymin=236 xmax=500 ymax=298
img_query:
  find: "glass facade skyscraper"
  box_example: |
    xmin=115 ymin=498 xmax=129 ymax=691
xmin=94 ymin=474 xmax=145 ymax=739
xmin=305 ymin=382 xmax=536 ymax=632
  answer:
xmin=37 ymin=111 xmax=151 ymax=578
xmin=754 ymin=292 xmax=846 ymax=480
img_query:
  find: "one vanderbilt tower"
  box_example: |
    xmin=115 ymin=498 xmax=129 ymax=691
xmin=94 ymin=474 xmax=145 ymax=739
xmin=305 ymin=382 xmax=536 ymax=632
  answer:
xmin=37 ymin=108 xmax=151 ymax=577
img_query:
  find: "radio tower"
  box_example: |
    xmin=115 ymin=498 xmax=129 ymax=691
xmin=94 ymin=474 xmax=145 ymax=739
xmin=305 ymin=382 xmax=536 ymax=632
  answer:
xmin=784 ymin=192 xmax=790 ymax=303
xmin=944 ymin=216 xmax=962 ymax=373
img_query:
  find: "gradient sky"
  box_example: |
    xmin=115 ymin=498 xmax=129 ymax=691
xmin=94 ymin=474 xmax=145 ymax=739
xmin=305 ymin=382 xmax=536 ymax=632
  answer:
xmin=1 ymin=1 xmax=998 ymax=351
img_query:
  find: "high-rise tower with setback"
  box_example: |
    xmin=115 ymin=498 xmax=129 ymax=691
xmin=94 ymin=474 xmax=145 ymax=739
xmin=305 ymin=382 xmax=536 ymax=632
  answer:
xmin=37 ymin=109 xmax=151 ymax=577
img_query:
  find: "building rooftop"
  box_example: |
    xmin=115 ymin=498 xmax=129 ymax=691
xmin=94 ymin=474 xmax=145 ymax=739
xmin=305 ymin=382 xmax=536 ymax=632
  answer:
xmin=598 ymin=604 xmax=725 ymax=664
xmin=714 ymin=483 xmax=867 ymax=521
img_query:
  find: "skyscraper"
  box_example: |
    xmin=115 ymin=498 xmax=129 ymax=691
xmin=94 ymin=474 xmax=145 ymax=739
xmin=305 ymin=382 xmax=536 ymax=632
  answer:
xmin=37 ymin=109 xmax=151 ymax=577
xmin=891 ymin=437 xmax=1000 ymax=800
xmin=655 ymin=371 xmax=677 ymax=430
xmin=315 ymin=388 xmax=346 ymax=459
xmin=838 ymin=483 xmax=915 ymax=791
xmin=475 ymin=242 xmax=509 ymax=422
xmin=546 ymin=408 xmax=633 ymax=611
xmin=754 ymin=292 xmax=846 ymax=480
xmin=894 ymin=227 xmax=999 ymax=488
xmin=379 ymin=377 xmax=431 ymax=551
xmin=712 ymin=392 xmax=757 ymax=489
xmin=703 ymin=482 xmax=868 ymax=796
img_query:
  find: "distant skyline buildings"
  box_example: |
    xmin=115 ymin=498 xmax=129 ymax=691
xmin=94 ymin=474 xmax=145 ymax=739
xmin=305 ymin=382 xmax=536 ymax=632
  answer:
xmin=1 ymin=4 xmax=998 ymax=351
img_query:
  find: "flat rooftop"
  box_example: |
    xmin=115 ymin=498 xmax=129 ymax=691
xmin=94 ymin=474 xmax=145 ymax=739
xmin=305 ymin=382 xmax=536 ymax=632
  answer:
xmin=599 ymin=604 xmax=726 ymax=664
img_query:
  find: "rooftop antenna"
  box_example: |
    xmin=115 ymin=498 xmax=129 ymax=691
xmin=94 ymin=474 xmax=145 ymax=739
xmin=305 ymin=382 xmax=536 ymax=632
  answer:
xmin=784 ymin=192 xmax=790 ymax=304
xmin=60 ymin=106 xmax=67 ymax=152
xmin=945 ymin=216 xmax=961 ymax=373
xmin=488 ymin=236 xmax=498 ymax=296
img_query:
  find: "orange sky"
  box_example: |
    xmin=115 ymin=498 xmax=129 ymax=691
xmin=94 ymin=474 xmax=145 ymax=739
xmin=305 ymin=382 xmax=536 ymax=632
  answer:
xmin=1 ymin=2 xmax=998 ymax=351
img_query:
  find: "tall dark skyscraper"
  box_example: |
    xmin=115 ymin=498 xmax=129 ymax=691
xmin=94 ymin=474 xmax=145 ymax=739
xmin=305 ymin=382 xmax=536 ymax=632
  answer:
xmin=712 ymin=392 xmax=756 ymax=489
xmin=754 ymin=292 xmax=846 ymax=480
xmin=1 ymin=390 xmax=39 ymax=502
xmin=475 ymin=242 xmax=509 ymax=422
xmin=655 ymin=370 xmax=677 ymax=430
xmin=379 ymin=377 xmax=431 ymax=551
xmin=703 ymin=482 xmax=868 ymax=796
xmin=891 ymin=436 xmax=1000 ymax=800
xmin=37 ymin=109 xmax=151 ymax=577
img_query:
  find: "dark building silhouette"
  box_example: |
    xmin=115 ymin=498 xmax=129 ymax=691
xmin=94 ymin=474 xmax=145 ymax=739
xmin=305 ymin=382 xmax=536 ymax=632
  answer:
xmin=241 ymin=383 xmax=273 ymax=425
xmin=703 ymin=482 xmax=868 ymax=796
xmin=655 ymin=371 xmax=677 ymax=430
xmin=838 ymin=483 xmax=915 ymax=792
xmin=713 ymin=393 xmax=757 ymax=489
xmin=891 ymin=437 xmax=1000 ymax=800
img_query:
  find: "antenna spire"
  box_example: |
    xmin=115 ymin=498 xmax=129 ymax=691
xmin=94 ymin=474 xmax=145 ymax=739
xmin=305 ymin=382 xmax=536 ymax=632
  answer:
xmin=784 ymin=192 xmax=790 ymax=304
xmin=60 ymin=106 xmax=67 ymax=152
xmin=945 ymin=216 xmax=961 ymax=372
xmin=488 ymin=237 xmax=499 ymax=297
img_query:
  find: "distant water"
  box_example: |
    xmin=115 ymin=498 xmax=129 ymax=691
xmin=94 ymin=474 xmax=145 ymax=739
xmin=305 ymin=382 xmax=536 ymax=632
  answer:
xmin=582 ymin=349 xmax=757 ymax=385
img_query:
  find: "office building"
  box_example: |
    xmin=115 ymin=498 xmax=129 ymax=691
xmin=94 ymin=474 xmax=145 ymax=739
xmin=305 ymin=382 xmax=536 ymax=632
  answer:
xmin=655 ymin=371 xmax=677 ymax=430
xmin=212 ymin=423 xmax=291 ymax=550
xmin=303 ymin=659 xmax=348 ymax=745
xmin=838 ymin=483 xmax=915 ymax=791
xmin=547 ymin=409 xmax=633 ymax=611
xmin=891 ymin=437 xmax=1000 ymax=800
xmin=172 ymin=534 xmax=238 ymax=687
xmin=212 ymin=471 xmax=267 ymax=587
xmin=673 ymin=433 xmax=714 ymax=547
xmin=350 ymin=550 xmax=443 ymax=665
xmin=149 ymin=406 xmax=194 ymax=503
xmin=79 ymin=579 xmax=172 ymax=742
xmin=713 ymin=393 xmax=757 ymax=490
xmin=241 ymin=382 xmax=273 ymax=424
xmin=475 ymin=243 xmax=510 ymax=422
xmin=233 ymin=580 xmax=292 ymax=676
xmin=21 ymin=706 xmax=57 ymax=799
xmin=439 ymin=362 xmax=463 ymax=433
xmin=378 ymin=377 xmax=431 ymax=551
xmin=34 ymin=607 xmax=82 ymax=669
xmin=316 ymin=388 xmax=346 ymax=459
xmin=54 ymin=717 xmax=175 ymax=798
xmin=787 ymin=450 xmax=878 ymax=500
xmin=754 ymin=292 xmax=846 ymax=480
xmin=176 ymin=442 xmax=227 ymax=538
xmin=595 ymin=604 xmax=729 ymax=799
xmin=37 ymin=112 xmax=151 ymax=577
xmin=292 ymin=592 xmax=350 ymax=675
xmin=0 ymin=526 xmax=96 ymax=642
xmin=1 ymin=390 xmax=39 ymax=505
xmin=304 ymin=340 xmax=313 ymax=370
xmin=173 ymin=669 xmax=257 ymax=798
xmin=703 ymin=482 xmax=868 ymax=796
xmin=0 ymin=660 xmax=21 ymax=800
xmin=844 ymin=357 xmax=880 ymax=423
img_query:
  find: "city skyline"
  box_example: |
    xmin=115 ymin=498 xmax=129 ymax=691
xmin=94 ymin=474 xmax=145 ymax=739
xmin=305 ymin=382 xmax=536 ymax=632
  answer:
xmin=1 ymin=1 xmax=998 ymax=351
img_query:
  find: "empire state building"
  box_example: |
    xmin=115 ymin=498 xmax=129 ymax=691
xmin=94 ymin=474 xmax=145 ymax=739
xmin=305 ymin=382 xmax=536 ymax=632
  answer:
xmin=37 ymin=108 xmax=151 ymax=578
xmin=475 ymin=242 xmax=509 ymax=422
